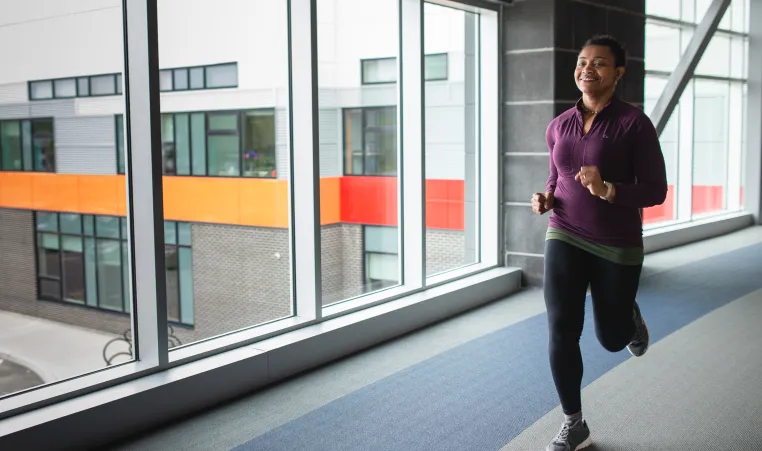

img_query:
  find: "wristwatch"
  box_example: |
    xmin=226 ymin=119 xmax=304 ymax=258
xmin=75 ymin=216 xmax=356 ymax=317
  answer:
xmin=599 ymin=181 xmax=613 ymax=201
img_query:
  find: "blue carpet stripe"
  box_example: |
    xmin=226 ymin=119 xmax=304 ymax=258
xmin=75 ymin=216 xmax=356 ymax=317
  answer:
xmin=234 ymin=243 xmax=762 ymax=451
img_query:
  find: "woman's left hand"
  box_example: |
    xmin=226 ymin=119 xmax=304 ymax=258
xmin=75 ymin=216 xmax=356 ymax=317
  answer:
xmin=575 ymin=166 xmax=607 ymax=197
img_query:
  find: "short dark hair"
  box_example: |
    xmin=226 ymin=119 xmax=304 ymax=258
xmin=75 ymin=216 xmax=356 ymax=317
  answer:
xmin=582 ymin=35 xmax=627 ymax=68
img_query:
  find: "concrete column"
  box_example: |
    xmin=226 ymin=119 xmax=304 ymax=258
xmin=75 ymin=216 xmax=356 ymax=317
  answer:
xmin=501 ymin=0 xmax=645 ymax=286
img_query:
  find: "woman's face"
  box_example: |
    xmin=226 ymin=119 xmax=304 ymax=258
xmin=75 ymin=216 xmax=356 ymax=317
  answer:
xmin=575 ymin=45 xmax=624 ymax=96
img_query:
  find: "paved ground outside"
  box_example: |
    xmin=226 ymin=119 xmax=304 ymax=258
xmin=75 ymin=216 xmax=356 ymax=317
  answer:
xmin=0 ymin=311 xmax=121 ymax=397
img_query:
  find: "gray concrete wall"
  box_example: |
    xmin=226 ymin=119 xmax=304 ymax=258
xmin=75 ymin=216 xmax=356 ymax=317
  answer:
xmin=502 ymin=0 xmax=646 ymax=286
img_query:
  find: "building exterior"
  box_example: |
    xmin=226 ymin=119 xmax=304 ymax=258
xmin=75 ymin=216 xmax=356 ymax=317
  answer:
xmin=0 ymin=0 xmax=476 ymax=346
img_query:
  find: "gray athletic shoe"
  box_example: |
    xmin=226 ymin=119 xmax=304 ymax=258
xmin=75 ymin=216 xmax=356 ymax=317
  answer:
xmin=546 ymin=419 xmax=592 ymax=451
xmin=628 ymin=301 xmax=649 ymax=357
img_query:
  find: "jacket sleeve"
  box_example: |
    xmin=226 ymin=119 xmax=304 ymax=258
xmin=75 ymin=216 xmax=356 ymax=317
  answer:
xmin=612 ymin=116 xmax=668 ymax=208
xmin=545 ymin=122 xmax=558 ymax=194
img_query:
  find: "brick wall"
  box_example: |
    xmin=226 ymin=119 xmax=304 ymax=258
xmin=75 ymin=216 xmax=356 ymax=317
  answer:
xmin=426 ymin=229 xmax=467 ymax=276
xmin=0 ymin=208 xmax=130 ymax=336
xmin=321 ymin=223 xmax=364 ymax=305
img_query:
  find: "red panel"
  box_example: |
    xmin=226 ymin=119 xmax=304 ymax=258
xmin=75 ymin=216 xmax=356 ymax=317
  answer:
xmin=643 ymin=185 xmax=676 ymax=224
xmin=692 ymin=185 xmax=724 ymax=215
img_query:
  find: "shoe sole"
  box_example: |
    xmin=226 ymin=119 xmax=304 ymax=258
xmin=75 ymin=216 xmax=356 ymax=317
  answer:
xmin=575 ymin=436 xmax=593 ymax=450
xmin=627 ymin=320 xmax=649 ymax=357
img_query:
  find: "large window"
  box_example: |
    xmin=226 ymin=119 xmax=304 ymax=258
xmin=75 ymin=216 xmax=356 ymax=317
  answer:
xmin=363 ymin=226 xmax=399 ymax=292
xmin=644 ymin=0 xmax=749 ymax=226
xmin=343 ymin=107 xmax=397 ymax=176
xmin=157 ymin=109 xmax=276 ymax=178
xmin=34 ymin=212 xmax=193 ymax=325
xmin=0 ymin=119 xmax=53 ymax=172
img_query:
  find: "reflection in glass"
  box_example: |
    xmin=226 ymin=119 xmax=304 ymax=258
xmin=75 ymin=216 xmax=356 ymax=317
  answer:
xmin=692 ymin=80 xmax=729 ymax=216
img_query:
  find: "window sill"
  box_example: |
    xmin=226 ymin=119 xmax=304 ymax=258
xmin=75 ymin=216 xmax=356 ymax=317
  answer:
xmin=644 ymin=211 xmax=753 ymax=254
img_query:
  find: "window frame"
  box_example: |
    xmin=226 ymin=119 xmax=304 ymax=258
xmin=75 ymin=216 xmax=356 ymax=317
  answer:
xmin=360 ymin=53 xmax=450 ymax=85
xmin=28 ymin=73 xmax=122 ymax=100
xmin=0 ymin=119 xmax=34 ymax=171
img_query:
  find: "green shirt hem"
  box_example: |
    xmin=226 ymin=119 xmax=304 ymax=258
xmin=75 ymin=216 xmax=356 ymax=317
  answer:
xmin=546 ymin=227 xmax=644 ymax=266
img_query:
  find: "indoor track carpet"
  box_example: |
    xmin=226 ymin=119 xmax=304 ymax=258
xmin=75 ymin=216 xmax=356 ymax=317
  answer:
xmin=107 ymin=228 xmax=762 ymax=451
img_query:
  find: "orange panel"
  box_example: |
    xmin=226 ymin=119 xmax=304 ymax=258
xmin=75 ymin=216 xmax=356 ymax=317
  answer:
xmin=239 ymin=179 xmax=289 ymax=228
xmin=32 ymin=174 xmax=79 ymax=212
xmin=78 ymin=175 xmax=125 ymax=216
xmin=163 ymin=177 xmax=241 ymax=224
xmin=320 ymin=177 xmax=341 ymax=225
xmin=0 ymin=173 xmax=34 ymax=209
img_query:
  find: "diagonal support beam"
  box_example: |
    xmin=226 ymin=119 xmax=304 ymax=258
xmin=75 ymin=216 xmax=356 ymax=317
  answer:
xmin=651 ymin=0 xmax=731 ymax=135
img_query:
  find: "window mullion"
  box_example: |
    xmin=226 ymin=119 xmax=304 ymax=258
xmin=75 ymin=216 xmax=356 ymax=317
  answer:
xmin=479 ymin=9 xmax=499 ymax=266
xmin=400 ymin=0 xmax=425 ymax=289
xmin=289 ymin=0 xmax=321 ymax=320
xmin=124 ymin=0 xmax=168 ymax=367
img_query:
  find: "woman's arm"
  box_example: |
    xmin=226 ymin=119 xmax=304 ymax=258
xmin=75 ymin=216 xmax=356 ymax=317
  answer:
xmin=611 ymin=117 xmax=668 ymax=208
xmin=545 ymin=123 xmax=558 ymax=194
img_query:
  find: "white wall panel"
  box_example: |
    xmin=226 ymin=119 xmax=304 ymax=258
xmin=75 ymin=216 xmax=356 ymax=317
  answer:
xmin=0 ymin=83 xmax=29 ymax=105
xmin=55 ymin=116 xmax=117 ymax=174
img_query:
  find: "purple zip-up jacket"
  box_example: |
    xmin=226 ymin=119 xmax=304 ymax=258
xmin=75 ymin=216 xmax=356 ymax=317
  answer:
xmin=545 ymin=97 xmax=668 ymax=248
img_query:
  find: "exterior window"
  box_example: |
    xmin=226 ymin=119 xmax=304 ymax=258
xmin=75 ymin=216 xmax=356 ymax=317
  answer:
xmin=32 ymin=118 xmax=55 ymax=172
xmin=34 ymin=212 xmax=194 ymax=325
xmin=343 ymin=107 xmax=397 ymax=176
xmin=361 ymin=54 xmax=449 ymax=84
xmin=116 ymin=115 xmax=125 ymax=174
xmin=160 ymin=109 xmax=276 ymax=178
xmin=28 ymin=74 xmax=121 ymax=100
xmin=1 ymin=119 xmax=48 ymax=172
xmin=363 ymin=226 xmax=399 ymax=292
xmin=159 ymin=63 xmax=238 ymax=92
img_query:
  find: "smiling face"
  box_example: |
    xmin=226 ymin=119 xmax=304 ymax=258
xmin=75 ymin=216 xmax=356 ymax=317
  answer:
xmin=575 ymin=45 xmax=625 ymax=96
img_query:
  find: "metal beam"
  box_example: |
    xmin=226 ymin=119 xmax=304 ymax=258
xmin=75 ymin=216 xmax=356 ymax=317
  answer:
xmin=746 ymin=0 xmax=762 ymax=224
xmin=651 ymin=0 xmax=731 ymax=135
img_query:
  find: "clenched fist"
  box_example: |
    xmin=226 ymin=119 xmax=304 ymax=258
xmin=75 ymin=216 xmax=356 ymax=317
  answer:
xmin=531 ymin=191 xmax=554 ymax=215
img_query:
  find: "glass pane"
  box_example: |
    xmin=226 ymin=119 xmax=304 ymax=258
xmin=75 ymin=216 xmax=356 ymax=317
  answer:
xmin=362 ymin=58 xmax=396 ymax=84
xmin=0 ymin=3 xmax=133 ymax=398
xmin=175 ymin=113 xmax=191 ymax=175
xmin=424 ymin=54 xmax=447 ymax=80
xmin=179 ymin=247 xmax=194 ymax=325
xmin=165 ymin=246 xmax=180 ymax=323
xmin=85 ymin=238 xmax=98 ymax=307
xmin=178 ymin=222 xmax=192 ymax=246
xmin=116 ymin=115 xmax=125 ymax=174
xmin=60 ymin=213 xmax=81 ymax=235
xmin=189 ymin=67 xmax=204 ymax=89
xmin=116 ymin=73 xmax=123 ymax=94
xmin=730 ymin=37 xmax=745 ymax=79
xmin=159 ymin=0 xmax=292 ymax=347
xmin=1 ymin=121 xmax=22 ymax=171
xmin=120 ymin=217 xmax=127 ymax=240
xmin=682 ymin=0 xmax=696 ymax=23
xmin=319 ymin=0 xmax=401 ymax=306
xmin=645 ymin=24 xmax=681 ymax=73
xmin=162 ymin=114 xmax=177 ymax=175
xmin=30 ymin=81 xmax=53 ymax=100
xmin=644 ymin=76 xmax=678 ymax=226
xmin=97 ymin=240 xmax=124 ymax=311
xmin=425 ymin=3 xmax=479 ymax=276
xmin=174 ymin=68 xmax=189 ymax=91
xmin=77 ymin=77 xmax=90 ymax=96
xmin=36 ymin=212 xmax=58 ymax=232
xmin=32 ymin=119 xmax=55 ymax=172
xmin=365 ymin=253 xmax=398 ymax=291
xmin=160 ymin=70 xmax=173 ymax=91
xmin=96 ymin=216 xmax=120 ymax=238
xmin=164 ymin=221 xmax=177 ymax=245
xmin=54 ymin=78 xmax=76 ymax=98
xmin=205 ymin=63 xmax=238 ymax=88
xmin=646 ymin=0 xmax=680 ymax=19
xmin=364 ymin=226 xmax=398 ymax=254
xmin=91 ymin=74 xmax=116 ymax=96
xmin=243 ymin=110 xmax=276 ymax=177
xmin=208 ymin=135 xmax=240 ymax=176
xmin=122 ymin=241 xmax=130 ymax=313
xmin=191 ymin=113 xmax=207 ymax=175
xmin=692 ymin=80 xmax=729 ymax=216
xmin=696 ymin=35 xmax=731 ymax=78
xmin=22 ymin=120 xmax=33 ymax=171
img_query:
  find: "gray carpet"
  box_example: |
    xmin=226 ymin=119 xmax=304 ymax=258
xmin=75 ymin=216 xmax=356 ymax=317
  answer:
xmin=501 ymin=288 xmax=762 ymax=451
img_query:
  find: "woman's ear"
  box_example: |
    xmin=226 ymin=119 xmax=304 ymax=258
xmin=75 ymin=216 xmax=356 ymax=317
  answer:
xmin=616 ymin=67 xmax=626 ymax=81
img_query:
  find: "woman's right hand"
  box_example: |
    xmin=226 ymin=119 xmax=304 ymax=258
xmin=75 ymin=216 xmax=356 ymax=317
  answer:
xmin=531 ymin=191 xmax=554 ymax=215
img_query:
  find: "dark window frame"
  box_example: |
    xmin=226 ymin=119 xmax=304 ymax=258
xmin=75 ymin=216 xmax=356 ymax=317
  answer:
xmin=0 ymin=118 xmax=54 ymax=172
xmin=160 ymin=62 xmax=238 ymax=93
xmin=360 ymin=53 xmax=450 ymax=85
xmin=34 ymin=212 xmax=195 ymax=327
xmin=116 ymin=115 xmax=125 ymax=175
xmin=160 ymin=108 xmax=277 ymax=179
xmin=342 ymin=106 xmax=398 ymax=176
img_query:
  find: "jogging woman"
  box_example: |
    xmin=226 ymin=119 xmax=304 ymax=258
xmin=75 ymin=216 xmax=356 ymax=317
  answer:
xmin=531 ymin=35 xmax=668 ymax=451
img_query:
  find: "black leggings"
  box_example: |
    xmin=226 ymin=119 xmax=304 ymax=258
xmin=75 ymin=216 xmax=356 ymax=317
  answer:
xmin=544 ymin=239 xmax=642 ymax=415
